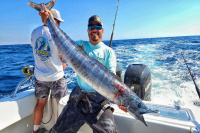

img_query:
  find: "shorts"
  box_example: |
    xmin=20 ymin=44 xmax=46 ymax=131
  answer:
xmin=35 ymin=76 xmax=67 ymax=100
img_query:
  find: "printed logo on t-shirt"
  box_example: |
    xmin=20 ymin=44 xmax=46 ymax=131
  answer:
xmin=35 ymin=37 xmax=51 ymax=61
xmin=97 ymin=57 xmax=105 ymax=61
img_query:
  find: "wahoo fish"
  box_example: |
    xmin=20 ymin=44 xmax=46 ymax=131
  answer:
xmin=28 ymin=0 xmax=158 ymax=126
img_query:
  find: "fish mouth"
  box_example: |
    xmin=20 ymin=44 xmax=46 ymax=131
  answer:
xmin=138 ymin=109 xmax=159 ymax=126
xmin=140 ymin=108 xmax=160 ymax=115
xmin=127 ymin=105 xmax=160 ymax=126
xmin=141 ymin=115 xmax=148 ymax=126
xmin=127 ymin=108 xmax=148 ymax=126
xmin=130 ymin=112 xmax=148 ymax=126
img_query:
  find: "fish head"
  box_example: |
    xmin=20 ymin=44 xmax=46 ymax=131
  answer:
xmin=126 ymin=100 xmax=148 ymax=126
xmin=125 ymin=96 xmax=156 ymax=126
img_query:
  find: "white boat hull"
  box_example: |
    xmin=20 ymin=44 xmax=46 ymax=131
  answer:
xmin=0 ymin=89 xmax=199 ymax=133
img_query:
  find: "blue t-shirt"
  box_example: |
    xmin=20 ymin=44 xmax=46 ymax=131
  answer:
xmin=75 ymin=40 xmax=117 ymax=91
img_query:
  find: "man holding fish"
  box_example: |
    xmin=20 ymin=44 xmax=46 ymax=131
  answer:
xmin=39 ymin=10 xmax=127 ymax=133
xmin=29 ymin=0 xmax=156 ymax=132
xmin=31 ymin=9 xmax=68 ymax=133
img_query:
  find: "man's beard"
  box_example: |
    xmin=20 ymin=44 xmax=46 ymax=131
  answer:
xmin=91 ymin=34 xmax=101 ymax=42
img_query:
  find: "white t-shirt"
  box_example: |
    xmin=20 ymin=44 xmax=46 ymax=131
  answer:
xmin=31 ymin=25 xmax=64 ymax=81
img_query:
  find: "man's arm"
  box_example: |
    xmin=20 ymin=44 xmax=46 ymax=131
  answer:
xmin=107 ymin=49 xmax=117 ymax=74
xmin=59 ymin=53 xmax=66 ymax=70
xmin=30 ymin=29 xmax=36 ymax=47
xmin=39 ymin=10 xmax=66 ymax=70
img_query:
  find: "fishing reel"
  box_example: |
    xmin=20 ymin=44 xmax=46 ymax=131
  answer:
xmin=22 ymin=65 xmax=34 ymax=76
xmin=11 ymin=65 xmax=35 ymax=97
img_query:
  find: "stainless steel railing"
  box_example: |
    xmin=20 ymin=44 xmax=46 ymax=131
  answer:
xmin=11 ymin=65 xmax=34 ymax=98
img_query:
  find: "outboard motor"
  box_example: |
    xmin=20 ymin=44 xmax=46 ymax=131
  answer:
xmin=124 ymin=64 xmax=151 ymax=101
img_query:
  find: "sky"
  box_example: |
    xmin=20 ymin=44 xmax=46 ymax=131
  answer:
xmin=1 ymin=0 xmax=200 ymax=45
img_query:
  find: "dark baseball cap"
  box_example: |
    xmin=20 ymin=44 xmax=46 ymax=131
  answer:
xmin=88 ymin=15 xmax=103 ymax=26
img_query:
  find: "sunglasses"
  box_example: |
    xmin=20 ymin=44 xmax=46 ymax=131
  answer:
xmin=88 ymin=25 xmax=102 ymax=31
xmin=55 ymin=19 xmax=61 ymax=25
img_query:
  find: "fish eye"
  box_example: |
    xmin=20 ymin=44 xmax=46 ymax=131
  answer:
xmin=138 ymin=103 xmax=141 ymax=108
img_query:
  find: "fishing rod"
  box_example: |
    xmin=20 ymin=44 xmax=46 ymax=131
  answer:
xmin=181 ymin=52 xmax=200 ymax=99
xmin=109 ymin=0 xmax=120 ymax=47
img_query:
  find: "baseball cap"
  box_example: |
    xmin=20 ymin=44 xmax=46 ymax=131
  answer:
xmin=50 ymin=9 xmax=64 ymax=22
xmin=88 ymin=15 xmax=103 ymax=27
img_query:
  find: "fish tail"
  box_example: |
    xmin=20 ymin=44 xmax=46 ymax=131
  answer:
xmin=28 ymin=0 xmax=56 ymax=11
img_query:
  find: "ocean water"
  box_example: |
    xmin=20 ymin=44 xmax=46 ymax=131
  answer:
xmin=1 ymin=36 xmax=200 ymax=108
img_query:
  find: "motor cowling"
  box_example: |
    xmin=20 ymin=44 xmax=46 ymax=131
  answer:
xmin=124 ymin=64 xmax=151 ymax=101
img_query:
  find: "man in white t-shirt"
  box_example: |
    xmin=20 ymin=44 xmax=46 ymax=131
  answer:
xmin=31 ymin=9 xmax=67 ymax=133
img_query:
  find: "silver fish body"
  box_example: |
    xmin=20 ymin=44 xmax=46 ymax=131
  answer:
xmin=28 ymin=0 xmax=157 ymax=126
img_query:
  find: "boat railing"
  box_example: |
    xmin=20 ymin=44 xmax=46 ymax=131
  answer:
xmin=193 ymin=120 xmax=200 ymax=133
xmin=11 ymin=65 xmax=34 ymax=98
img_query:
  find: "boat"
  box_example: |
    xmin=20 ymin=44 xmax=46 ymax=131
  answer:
xmin=0 ymin=64 xmax=200 ymax=133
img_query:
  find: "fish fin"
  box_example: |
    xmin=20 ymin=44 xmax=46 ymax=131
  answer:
xmin=79 ymin=43 xmax=85 ymax=51
xmin=46 ymin=0 xmax=56 ymax=10
xmin=92 ymin=58 xmax=123 ymax=82
xmin=28 ymin=0 xmax=56 ymax=11
xmin=28 ymin=0 xmax=42 ymax=11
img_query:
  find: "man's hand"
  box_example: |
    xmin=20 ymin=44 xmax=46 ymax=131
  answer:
xmin=118 ymin=105 xmax=128 ymax=113
xmin=39 ymin=10 xmax=54 ymax=26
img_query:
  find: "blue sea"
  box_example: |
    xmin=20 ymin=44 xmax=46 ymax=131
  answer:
xmin=1 ymin=36 xmax=200 ymax=108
